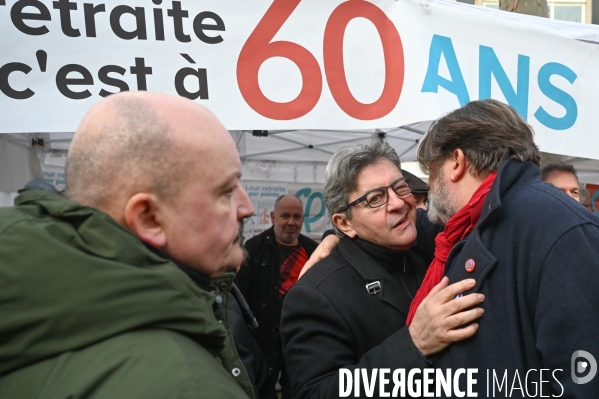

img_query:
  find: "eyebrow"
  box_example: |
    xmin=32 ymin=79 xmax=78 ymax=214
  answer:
xmin=216 ymin=171 xmax=242 ymax=191
xmin=359 ymin=176 xmax=404 ymax=194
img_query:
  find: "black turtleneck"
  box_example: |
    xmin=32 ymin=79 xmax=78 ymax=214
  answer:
xmin=352 ymin=236 xmax=421 ymax=300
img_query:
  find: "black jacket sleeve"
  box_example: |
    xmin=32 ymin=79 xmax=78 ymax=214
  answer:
xmin=281 ymin=284 xmax=425 ymax=399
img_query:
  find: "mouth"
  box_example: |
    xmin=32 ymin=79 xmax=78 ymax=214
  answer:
xmin=392 ymin=215 xmax=410 ymax=229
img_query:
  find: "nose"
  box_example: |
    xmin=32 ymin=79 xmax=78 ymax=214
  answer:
xmin=238 ymin=185 xmax=254 ymax=219
xmin=386 ymin=188 xmax=409 ymax=211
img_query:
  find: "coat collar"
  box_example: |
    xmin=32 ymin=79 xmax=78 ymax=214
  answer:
xmin=444 ymin=160 xmax=539 ymax=289
xmin=338 ymin=237 xmax=413 ymax=317
xmin=478 ymin=159 xmax=541 ymax=230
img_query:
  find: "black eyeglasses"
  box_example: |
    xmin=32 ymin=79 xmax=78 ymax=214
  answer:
xmin=336 ymin=177 xmax=413 ymax=213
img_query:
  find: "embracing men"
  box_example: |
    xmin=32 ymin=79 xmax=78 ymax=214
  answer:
xmin=280 ymin=140 xmax=484 ymax=398
xmin=282 ymin=99 xmax=599 ymax=398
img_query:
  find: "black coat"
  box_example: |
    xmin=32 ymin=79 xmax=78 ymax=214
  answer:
xmin=237 ymin=227 xmax=318 ymax=366
xmin=228 ymin=285 xmax=278 ymax=399
xmin=434 ymin=160 xmax=599 ymax=397
xmin=280 ymin=212 xmax=439 ymax=399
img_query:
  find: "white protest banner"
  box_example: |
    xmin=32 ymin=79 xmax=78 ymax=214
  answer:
xmin=1 ymin=0 xmax=598 ymax=159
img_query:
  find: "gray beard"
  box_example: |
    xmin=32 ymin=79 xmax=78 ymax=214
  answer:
xmin=427 ymin=176 xmax=458 ymax=225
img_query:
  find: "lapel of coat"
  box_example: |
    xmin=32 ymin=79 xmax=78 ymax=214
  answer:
xmin=447 ymin=230 xmax=498 ymax=295
xmin=338 ymin=237 xmax=412 ymax=318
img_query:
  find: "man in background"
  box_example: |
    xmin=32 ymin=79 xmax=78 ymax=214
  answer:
xmin=237 ymin=195 xmax=318 ymax=399
xmin=402 ymin=169 xmax=429 ymax=210
xmin=541 ymin=162 xmax=580 ymax=202
xmin=0 ymin=92 xmax=256 ymax=398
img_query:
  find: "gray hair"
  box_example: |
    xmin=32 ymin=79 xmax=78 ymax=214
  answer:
xmin=324 ymin=141 xmax=401 ymax=237
xmin=541 ymin=163 xmax=578 ymax=184
xmin=418 ymin=99 xmax=541 ymax=177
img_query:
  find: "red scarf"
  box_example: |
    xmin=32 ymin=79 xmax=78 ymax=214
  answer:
xmin=406 ymin=171 xmax=497 ymax=325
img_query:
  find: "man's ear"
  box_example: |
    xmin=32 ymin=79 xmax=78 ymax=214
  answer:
xmin=123 ymin=193 xmax=167 ymax=248
xmin=270 ymin=211 xmax=275 ymax=224
xmin=332 ymin=213 xmax=357 ymax=238
xmin=448 ymin=149 xmax=468 ymax=183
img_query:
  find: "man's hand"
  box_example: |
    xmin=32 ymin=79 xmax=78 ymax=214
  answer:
xmin=298 ymin=234 xmax=340 ymax=278
xmin=408 ymin=277 xmax=484 ymax=356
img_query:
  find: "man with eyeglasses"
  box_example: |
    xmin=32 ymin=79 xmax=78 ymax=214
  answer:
xmin=280 ymin=141 xmax=485 ymax=399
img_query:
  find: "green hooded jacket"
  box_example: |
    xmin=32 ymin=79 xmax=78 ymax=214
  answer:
xmin=0 ymin=190 xmax=253 ymax=399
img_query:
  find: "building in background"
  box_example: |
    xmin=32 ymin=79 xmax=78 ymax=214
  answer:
xmin=456 ymin=0 xmax=594 ymax=24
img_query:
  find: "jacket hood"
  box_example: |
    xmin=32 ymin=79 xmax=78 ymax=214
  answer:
xmin=0 ymin=190 xmax=226 ymax=376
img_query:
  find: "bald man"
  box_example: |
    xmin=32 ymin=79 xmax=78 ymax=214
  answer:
xmin=0 ymin=92 xmax=255 ymax=399
xmin=237 ymin=195 xmax=318 ymax=399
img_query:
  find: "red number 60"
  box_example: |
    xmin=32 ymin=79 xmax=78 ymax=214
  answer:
xmin=237 ymin=0 xmax=404 ymax=121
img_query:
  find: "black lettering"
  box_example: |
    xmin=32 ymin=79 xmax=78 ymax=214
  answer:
xmin=35 ymin=50 xmax=47 ymax=72
xmin=152 ymin=0 xmax=164 ymax=40
xmin=11 ymin=0 xmax=51 ymax=36
xmin=153 ymin=8 xmax=164 ymax=41
xmin=193 ymin=11 xmax=224 ymax=44
xmin=0 ymin=62 xmax=34 ymax=99
xmin=175 ymin=67 xmax=208 ymax=100
xmin=167 ymin=1 xmax=190 ymax=43
xmin=56 ymin=64 xmax=93 ymax=99
xmin=52 ymin=0 xmax=79 ymax=37
xmin=130 ymin=57 xmax=152 ymax=90
xmin=98 ymin=65 xmax=128 ymax=97
xmin=83 ymin=3 xmax=105 ymax=37
xmin=110 ymin=5 xmax=147 ymax=40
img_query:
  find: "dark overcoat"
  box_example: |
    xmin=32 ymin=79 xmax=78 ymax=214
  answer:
xmin=434 ymin=159 xmax=599 ymax=398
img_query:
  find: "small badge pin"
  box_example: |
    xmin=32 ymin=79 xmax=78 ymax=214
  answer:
xmin=465 ymin=258 xmax=476 ymax=273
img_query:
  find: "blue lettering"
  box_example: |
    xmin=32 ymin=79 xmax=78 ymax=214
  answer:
xmin=534 ymin=62 xmax=578 ymax=130
xmin=479 ymin=46 xmax=530 ymax=120
xmin=295 ymin=188 xmax=326 ymax=233
xmin=422 ymin=35 xmax=470 ymax=106
xmin=304 ymin=192 xmax=325 ymax=233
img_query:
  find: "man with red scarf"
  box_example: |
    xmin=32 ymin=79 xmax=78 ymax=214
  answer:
xmin=414 ymin=99 xmax=599 ymax=397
